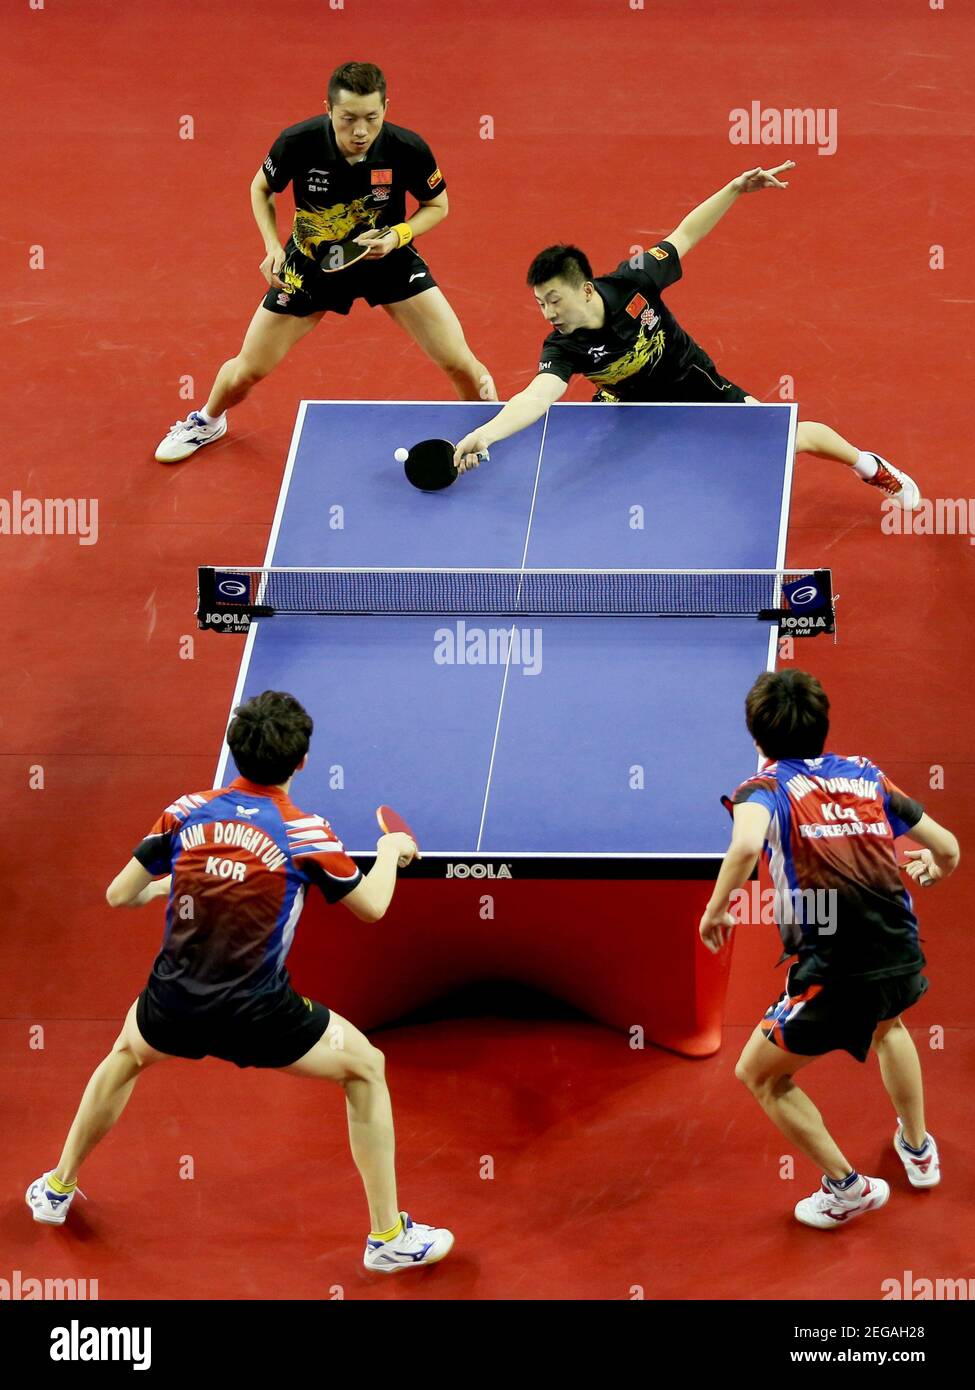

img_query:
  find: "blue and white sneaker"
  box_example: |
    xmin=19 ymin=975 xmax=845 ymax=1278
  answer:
xmin=363 ymin=1211 xmax=454 ymax=1274
xmin=894 ymin=1120 xmax=941 ymax=1188
xmin=154 ymin=411 xmax=227 ymax=463
xmin=26 ymin=1171 xmax=85 ymax=1225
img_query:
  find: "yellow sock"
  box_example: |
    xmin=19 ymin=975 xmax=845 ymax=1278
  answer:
xmin=48 ymin=1172 xmax=77 ymax=1195
xmin=371 ymin=1216 xmax=404 ymax=1243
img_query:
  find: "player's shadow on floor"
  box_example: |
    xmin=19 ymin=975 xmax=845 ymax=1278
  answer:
xmin=386 ymin=978 xmax=590 ymax=1028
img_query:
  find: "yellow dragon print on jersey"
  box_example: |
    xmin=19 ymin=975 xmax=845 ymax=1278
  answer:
xmin=292 ymin=197 xmax=383 ymax=259
xmin=588 ymin=326 xmax=665 ymax=387
xmin=281 ymin=263 xmax=305 ymax=294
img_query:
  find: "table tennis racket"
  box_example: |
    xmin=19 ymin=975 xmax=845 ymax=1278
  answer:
xmin=319 ymin=236 xmax=372 ymax=273
xmin=403 ymin=439 xmax=490 ymax=491
xmin=376 ymin=805 xmax=421 ymax=862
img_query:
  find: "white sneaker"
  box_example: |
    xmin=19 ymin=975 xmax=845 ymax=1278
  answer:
xmin=862 ymin=453 xmax=921 ymax=510
xmin=363 ymin=1211 xmax=454 ymax=1274
xmin=26 ymin=1171 xmax=84 ymax=1225
xmin=155 ymin=411 xmax=227 ymax=463
xmin=894 ymin=1120 xmax=941 ymax=1188
xmin=795 ymin=1175 xmax=889 ymax=1229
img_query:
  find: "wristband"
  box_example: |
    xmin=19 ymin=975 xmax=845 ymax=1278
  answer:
xmin=393 ymin=222 xmax=414 ymax=249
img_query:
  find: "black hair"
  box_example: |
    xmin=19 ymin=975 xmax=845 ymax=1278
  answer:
xmin=526 ymin=244 xmax=593 ymax=289
xmin=227 ymin=690 xmax=313 ymax=785
xmin=744 ymin=670 xmax=830 ymax=761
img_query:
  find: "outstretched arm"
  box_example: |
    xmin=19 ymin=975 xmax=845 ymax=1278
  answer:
xmin=665 ymin=162 xmax=795 ymax=260
xmin=453 ymin=371 xmax=568 ymax=472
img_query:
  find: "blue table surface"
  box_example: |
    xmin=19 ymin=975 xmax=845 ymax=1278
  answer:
xmin=218 ymin=403 xmax=794 ymax=857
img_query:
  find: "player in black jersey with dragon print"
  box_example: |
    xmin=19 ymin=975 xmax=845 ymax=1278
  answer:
xmin=156 ymin=62 xmax=495 ymax=463
xmin=454 ymin=164 xmax=919 ymax=511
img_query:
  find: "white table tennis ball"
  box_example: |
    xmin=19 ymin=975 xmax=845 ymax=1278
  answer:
xmin=394 ymin=447 xmax=409 ymax=463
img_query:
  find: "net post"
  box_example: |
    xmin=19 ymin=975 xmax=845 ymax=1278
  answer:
xmin=197 ymin=567 xmax=217 ymax=629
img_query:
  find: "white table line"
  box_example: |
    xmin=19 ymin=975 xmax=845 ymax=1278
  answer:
xmin=475 ymin=410 xmax=551 ymax=852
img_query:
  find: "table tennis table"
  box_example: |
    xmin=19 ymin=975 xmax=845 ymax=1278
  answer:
xmin=211 ymin=401 xmax=797 ymax=1054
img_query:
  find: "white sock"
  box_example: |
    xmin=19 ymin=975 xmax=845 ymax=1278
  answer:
xmin=198 ymin=407 xmax=225 ymax=426
xmin=853 ymin=450 xmax=879 ymax=480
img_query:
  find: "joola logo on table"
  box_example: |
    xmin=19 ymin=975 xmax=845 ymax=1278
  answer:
xmin=205 ymin=612 xmax=251 ymax=627
xmin=445 ymin=863 xmax=513 ymax=879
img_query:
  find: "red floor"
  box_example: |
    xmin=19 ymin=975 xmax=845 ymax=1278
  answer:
xmin=3 ymin=0 xmax=973 ymax=1300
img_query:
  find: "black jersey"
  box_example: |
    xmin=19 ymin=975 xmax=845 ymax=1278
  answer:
xmin=262 ymin=116 xmax=446 ymax=266
xmin=538 ymin=242 xmax=714 ymax=400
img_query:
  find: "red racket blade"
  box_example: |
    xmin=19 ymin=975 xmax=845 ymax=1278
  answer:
xmin=403 ymin=439 xmax=458 ymax=492
xmin=376 ymin=805 xmax=419 ymax=848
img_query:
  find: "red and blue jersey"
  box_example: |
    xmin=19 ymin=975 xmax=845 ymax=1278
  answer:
xmin=133 ymin=777 xmax=362 ymax=1011
xmin=732 ymin=753 xmax=925 ymax=984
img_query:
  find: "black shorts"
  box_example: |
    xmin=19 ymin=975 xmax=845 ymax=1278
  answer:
xmin=262 ymin=237 xmax=437 ymax=318
xmin=136 ymin=983 xmax=330 ymax=1069
xmin=759 ymin=967 xmax=928 ymax=1063
xmin=594 ymin=350 xmax=749 ymax=404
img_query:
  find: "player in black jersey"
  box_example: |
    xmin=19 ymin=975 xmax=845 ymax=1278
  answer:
xmin=454 ymin=164 xmax=919 ymax=510
xmin=156 ymin=62 xmax=495 ymax=463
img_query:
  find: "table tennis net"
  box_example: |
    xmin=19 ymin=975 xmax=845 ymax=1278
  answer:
xmin=198 ymin=566 xmax=834 ymax=624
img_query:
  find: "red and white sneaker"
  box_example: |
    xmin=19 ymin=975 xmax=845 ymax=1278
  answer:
xmin=862 ymin=453 xmax=921 ymax=510
xmin=795 ymin=1175 xmax=889 ymax=1229
xmin=894 ymin=1120 xmax=941 ymax=1188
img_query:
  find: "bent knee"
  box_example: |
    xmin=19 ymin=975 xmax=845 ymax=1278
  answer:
xmin=342 ymin=1043 xmax=385 ymax=1084
xmin=232 ymin=356 xmax=269 ymax=388
xmin=440 ymin=361 xmax=476 ymax=383
xmin=735 ymin=1058 xmax=759 ymax=1089
xmin=112 ymin=1033 xmax=152 ymax=1070
xmin=362 ymin=1045 xmax=386 ymax=1080
xmin=735 ymin=1055 xmax=782 ymax=1096
xmin=872 ymin=1016 xmax=904 ymax=1047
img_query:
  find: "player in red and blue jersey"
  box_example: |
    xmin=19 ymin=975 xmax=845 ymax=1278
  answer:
xmin=699 ymin=670 xmax=959 ymax=1229
xmin=26 ymin=691 xmax=453 ymax=1274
